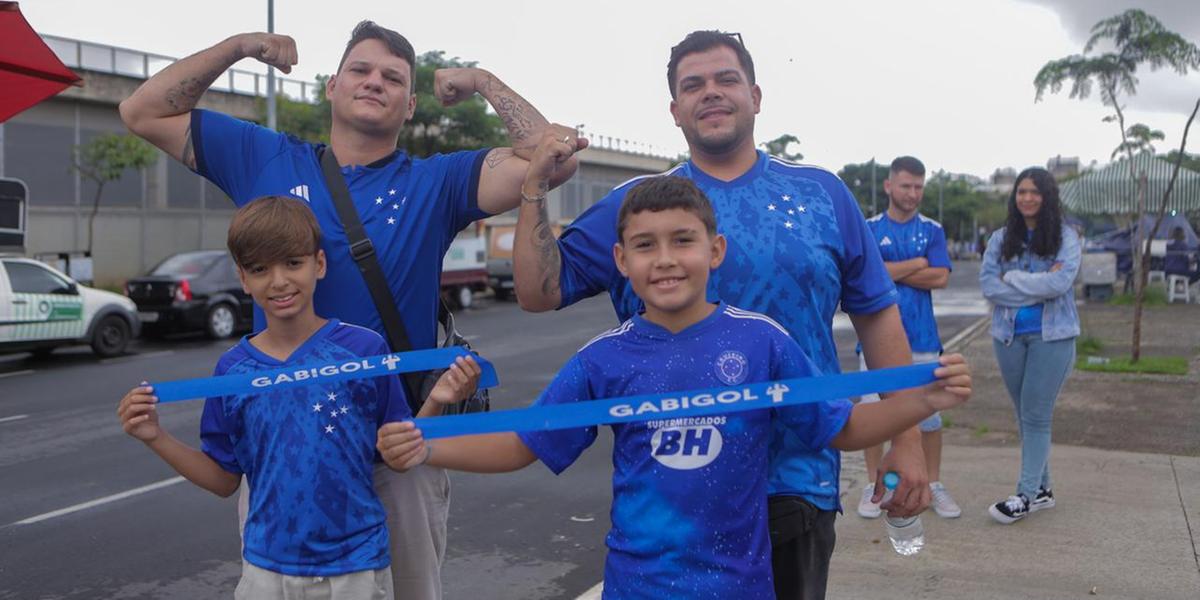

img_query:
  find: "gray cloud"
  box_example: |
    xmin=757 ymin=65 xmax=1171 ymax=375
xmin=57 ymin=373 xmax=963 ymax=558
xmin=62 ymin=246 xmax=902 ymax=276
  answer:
xmin=1023 ymin=0 xmax=1200 ymax=115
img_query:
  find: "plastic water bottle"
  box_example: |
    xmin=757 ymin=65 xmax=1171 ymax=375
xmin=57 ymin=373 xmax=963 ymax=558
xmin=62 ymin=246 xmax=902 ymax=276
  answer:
xmin=881 ymin=472 xmax=925 ymax=556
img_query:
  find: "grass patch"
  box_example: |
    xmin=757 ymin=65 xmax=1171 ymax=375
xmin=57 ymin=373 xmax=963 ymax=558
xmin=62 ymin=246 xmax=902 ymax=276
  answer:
xmin=941 ymin=415 xmax=954 ymax=429
xmin=1076 ymin=355 xmax=1189 ymax=375
xmin=973 ymin=424 xmax=990 ymax=437
xmin=1108 ymin=287 xmax=1168 ymax=306
xmin=1076 ymin=336 xmax=1103 ymax=355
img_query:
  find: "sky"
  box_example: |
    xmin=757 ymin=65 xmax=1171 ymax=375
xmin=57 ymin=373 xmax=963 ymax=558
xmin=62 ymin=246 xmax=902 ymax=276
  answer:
xmin=21 ymin=0 xmax=1200 ymax=179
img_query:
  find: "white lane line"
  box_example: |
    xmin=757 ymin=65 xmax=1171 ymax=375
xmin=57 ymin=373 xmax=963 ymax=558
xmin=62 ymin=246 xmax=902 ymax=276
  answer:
xmin=11 ymin=476 xmax=186 ymax=526
xmin=575 ymin=582 xmax=604 ymax=600
xmin=0 ymin=369 xmax=34 ymax=379
xmin=943 ymin=315 xmax=989 ymax=352
xmin=100 ymin=350 xmax=175 ymax=364
xmin=0 ymin=414 xmax=29 ymax=424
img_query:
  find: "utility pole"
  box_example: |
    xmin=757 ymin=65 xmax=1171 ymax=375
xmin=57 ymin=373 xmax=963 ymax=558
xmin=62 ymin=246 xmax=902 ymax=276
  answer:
xmin=870 ymin=158 xmax=877 ymax=216
xmin=266 ymin=0 xmax=277 ymax=130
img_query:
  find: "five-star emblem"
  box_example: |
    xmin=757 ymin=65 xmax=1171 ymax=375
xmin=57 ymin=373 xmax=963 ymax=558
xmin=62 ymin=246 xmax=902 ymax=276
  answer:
xmin=325 ymin=425 xmax=335 ymax=434
xmin=388 ymin=189 xmax=396 ymax=196
xmin=327 ymin=392 xmax=337 ymax=401
xmin=767 ymin=204 xmax=777 ymax=211
xmin=781 ymin=194 xmax=791 ymax=202
xmin=375 ymin=197 xmax=383 ymax=205
xmin=387 ymin=216 xmax=396 ymax=225
xmin=785 ymin=221 xmax=795 ymax=229
xmin=797 ymin=205 xmax=807 ymax=213
xmin=312 ymin=402 xmax=323 ymax=412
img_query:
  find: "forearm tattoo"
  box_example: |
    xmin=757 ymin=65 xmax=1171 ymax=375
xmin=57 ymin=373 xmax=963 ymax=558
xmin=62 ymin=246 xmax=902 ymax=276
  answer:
xmin=482 ymin=75 xmax=539 ymax=145
xmin=528 ymin=181 xmax=561 ymax=298
xmin=164 ymin=66 xmax=224 ymax=112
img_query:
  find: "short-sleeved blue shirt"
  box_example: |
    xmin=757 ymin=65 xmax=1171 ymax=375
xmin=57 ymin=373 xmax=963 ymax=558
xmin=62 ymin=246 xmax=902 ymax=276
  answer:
xmin=192 ymin=109 xmax=489 ymax=348
xmin=555 ymin=152 xmax=896 ymax=508
xmin=200 ymin=320 xmax=411 ymax=576
xmin=863 ymin=212 xmax=951 ymax=353
xmin=519 ymin=304 xmax=851 ymax=599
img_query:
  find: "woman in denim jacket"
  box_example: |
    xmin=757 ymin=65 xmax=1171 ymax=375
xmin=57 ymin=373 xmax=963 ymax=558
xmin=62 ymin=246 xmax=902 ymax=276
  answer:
xmin=979 ymin=167 xmax=1080 ymax=524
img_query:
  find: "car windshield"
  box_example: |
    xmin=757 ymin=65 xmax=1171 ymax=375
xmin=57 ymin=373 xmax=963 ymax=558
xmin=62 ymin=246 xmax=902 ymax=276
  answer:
xmin=150 ymin=252 xmax=222 ymax=277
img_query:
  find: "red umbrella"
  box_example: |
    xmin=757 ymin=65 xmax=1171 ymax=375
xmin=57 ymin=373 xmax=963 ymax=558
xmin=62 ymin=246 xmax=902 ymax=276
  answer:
xmin=0 ymin=1 xmax=82 ymax=123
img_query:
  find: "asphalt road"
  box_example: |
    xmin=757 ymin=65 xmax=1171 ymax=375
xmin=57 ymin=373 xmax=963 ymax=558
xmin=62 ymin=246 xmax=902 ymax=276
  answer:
xmin=0 ymin=261 xmax=985 ymax=600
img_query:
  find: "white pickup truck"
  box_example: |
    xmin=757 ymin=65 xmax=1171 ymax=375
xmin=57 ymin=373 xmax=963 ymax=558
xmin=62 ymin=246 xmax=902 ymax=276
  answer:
xmin=0 ymin=256 xmax=140 ymax=357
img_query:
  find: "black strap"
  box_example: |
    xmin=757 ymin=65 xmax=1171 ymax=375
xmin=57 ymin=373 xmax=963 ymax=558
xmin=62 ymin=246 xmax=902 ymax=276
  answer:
xmin=319 ymin=146 xmax=423 ymax=414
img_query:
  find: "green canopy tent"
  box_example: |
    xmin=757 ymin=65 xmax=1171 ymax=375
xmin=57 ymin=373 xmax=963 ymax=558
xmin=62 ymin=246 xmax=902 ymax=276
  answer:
xmin=1061 ymin=152 xmax=1200 ymax=215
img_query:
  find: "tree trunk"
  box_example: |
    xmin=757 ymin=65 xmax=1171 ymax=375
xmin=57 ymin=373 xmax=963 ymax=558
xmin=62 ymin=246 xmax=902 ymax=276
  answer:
xmin=1130 ymin=173 xmax=1147 ymax=362
xmin=87 ymin=182 xmax=104 ymax=256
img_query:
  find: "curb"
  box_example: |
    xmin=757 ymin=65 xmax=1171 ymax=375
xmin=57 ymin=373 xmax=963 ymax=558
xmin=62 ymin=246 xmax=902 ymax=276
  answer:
xmin=943 ymin=315 xmax=989 ymax=353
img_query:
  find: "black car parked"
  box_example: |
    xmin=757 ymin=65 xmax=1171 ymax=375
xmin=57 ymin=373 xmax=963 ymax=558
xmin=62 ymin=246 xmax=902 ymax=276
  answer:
xmin=126 ymin=250 xmax=253 ymax=339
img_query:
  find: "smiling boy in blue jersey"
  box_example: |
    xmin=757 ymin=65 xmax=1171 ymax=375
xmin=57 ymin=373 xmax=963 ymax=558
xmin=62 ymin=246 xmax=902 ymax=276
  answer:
xmin=855 ymin=156 xmax=962 ymax=520
xmin=117 ymin=196 xmax=480 ymax=599
xmin=119 ymin=21 xmax=584 ymax=598
xmin=509 ymin=30 xmax=943 ymax=600
xmin=378 ymin=154 xmax=972 ymax=598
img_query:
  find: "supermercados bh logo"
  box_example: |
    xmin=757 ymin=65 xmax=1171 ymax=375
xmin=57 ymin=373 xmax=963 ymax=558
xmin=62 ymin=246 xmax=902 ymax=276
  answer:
xmin=647 ymin=417 xmax=727 ymax=470
xmin=714 ymin=350 xmax=748 ymax=385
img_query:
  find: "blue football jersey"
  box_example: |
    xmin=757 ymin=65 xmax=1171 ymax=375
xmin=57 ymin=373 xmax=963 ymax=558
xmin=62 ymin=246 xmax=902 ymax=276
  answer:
xmin=200 ymin=320 xmax=411 ymax=576
xmin=192 ymin=109 xmax=489 ymax=349
xmin=556 ymin=152 xmax=895 ymax=508
xmin=863 ymin=212 xmax=951 ymax=353
xmin=518 ymin=304 xmax=851 ymax=599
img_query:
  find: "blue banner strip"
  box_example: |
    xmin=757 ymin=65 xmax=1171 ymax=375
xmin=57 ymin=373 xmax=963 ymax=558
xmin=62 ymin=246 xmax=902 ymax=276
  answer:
xmin=412 ymin=362 xmax=939 ymax=439
xmin=150 ymin=347 xmax=499 ymax=402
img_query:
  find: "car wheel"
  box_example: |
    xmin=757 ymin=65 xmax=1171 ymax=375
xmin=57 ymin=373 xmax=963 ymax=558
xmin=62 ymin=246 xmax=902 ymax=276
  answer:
xmin=91 ymin=315 xmax=131 ymax=357
xmin=456 ymin=286 xmax=473 ymax=310
xmin=205 ymin=303 xmax=237 ymax=339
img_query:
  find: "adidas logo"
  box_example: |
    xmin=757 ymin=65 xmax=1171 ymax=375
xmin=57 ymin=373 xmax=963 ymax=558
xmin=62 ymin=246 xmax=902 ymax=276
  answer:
xmin=880 ymin=236 xmax=893 ymax=246
xmin=289 ymin=184 xmax=310 ymax=202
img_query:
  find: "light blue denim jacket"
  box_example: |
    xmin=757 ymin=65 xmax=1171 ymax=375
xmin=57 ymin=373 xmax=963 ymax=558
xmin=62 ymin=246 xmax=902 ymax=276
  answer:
xmin=979 ymin=224 xmax=1081 ymax=344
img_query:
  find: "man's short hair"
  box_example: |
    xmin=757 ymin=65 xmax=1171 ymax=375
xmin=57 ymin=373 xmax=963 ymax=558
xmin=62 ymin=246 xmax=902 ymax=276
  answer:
xmin=337 ymin=20 xmax=416 ymax=79
xmin=617 ymin=176 xmax=718 ymax=241
xmin=227 ymin=196 xmax=322 ymax=268
xmin=666 ymin=30 xmax=756 ymax=100
xmin=890 ymin=156 xmax=926 ymax=178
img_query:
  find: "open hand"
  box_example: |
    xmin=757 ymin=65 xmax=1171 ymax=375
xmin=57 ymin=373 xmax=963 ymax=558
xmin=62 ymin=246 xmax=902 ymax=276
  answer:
xmin=426 ymin=356 xmax=483 ymax=406
xmin=924 ymin=353 xmax=972 ymax=412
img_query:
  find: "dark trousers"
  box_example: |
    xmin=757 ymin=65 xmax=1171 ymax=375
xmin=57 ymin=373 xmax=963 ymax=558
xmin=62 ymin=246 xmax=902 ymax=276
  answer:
xmin=769 ymin=495 xmax=838 ymax=600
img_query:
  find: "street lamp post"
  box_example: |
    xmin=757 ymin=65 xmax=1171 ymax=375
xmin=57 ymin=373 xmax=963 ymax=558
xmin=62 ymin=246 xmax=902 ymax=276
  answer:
xmin=266 ymin=0 xmax=276 ymax=131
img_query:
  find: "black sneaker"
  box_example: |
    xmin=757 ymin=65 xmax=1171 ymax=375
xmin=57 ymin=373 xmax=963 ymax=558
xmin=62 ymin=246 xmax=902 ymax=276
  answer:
xmin=989 ymin=493 xmax=1030 ymax=524
xmin=1030 ymin=487 xmax=1055 ymax=513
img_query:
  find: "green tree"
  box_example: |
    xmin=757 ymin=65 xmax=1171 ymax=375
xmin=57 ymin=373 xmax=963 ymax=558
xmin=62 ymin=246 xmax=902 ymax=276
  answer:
xmin=760 ymin=133 xmax=803 ymax=162
xmin=1110 ymin=123 xmax=1164 ymax=159
xmin=71 ymin=134 xmax=158 ymax=255
xmin=838 ymin=159 xmax=887 ymax=216
xmin=268 ymin=52 xmax=509 ymax=155
xmin=1034 ymin=8 xmax=1200 ymax=362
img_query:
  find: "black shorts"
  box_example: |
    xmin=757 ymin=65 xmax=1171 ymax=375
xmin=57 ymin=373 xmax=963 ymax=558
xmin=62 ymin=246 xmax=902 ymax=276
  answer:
xmin=768 ymin=495 xmax=838 ymax=600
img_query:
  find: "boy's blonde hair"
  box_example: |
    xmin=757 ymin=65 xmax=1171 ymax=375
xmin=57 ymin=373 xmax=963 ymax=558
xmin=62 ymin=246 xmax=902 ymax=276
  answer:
xmin=227 ymin=196 xmax=322 ymax=267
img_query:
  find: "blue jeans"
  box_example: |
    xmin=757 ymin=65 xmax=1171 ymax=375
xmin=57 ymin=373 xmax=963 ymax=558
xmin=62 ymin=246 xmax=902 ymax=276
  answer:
xmin=992 ymin=334 xmax=1076 ymax=499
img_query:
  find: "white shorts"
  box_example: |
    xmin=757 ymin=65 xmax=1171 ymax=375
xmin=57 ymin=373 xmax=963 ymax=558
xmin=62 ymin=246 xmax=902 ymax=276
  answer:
xmin=856 ymin=351 xmax=943 ymax=432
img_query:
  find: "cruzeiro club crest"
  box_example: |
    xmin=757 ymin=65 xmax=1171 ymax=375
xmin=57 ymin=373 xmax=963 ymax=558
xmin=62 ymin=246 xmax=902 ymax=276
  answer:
xmin=714 ymin=350 xmax=749 ymax=386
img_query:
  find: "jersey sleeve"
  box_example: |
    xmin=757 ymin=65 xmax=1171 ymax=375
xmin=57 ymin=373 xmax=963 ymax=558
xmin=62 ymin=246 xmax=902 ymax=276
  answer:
xmin=926 ymin=223 xmax=952 ymax=270
xmin=199 ymin=359 xmax=242 ymax=474
xmin=832 ymin=180 xmax=898 ymax=314
xmin=770 ymin=332 xmax=852 ymax=452
xmin=191 ymin=109 xmax=290 ymax=207
xmin=517 ymin=355 xmax=597 ymax=474
xmin=556 ymin=190 xmax=624 ymax=308
xmin=436 ymin=149 xmax=491 ymax=233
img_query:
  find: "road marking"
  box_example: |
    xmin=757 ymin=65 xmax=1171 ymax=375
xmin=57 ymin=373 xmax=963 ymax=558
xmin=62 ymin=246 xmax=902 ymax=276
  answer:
xmin=0 ymin=369 xmax=34 ymax=379
xmin=11 ymin=476 xmax=186 ymax=527
xmin=0 ymin=414 xmax=29 ymax=424
xmin=944 ymin=316 xmax=989 ymax=352
xmin=100 ymin=350 xmax=175 ymax=365
xmin=575 ymin=582 xmax=603 ymax=600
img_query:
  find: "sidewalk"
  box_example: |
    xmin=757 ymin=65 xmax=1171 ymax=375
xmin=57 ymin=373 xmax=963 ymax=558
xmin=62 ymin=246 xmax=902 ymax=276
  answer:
xmin=830 ymin=303 xmax=1200 ymax=599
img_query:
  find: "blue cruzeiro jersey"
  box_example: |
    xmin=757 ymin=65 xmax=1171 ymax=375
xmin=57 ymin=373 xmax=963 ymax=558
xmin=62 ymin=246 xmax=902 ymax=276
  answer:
xmin=556 ymin=151 xmax=896 ymax=509
xmin=200 ymin=320 xmax=411 ymax=577
xmin=863 ymin=212 xmax=952 ymax=353
xmin=518 ymin=304 xmax=851 ymax=599
xmin=193 ymin=109 xmax=490 ymax=349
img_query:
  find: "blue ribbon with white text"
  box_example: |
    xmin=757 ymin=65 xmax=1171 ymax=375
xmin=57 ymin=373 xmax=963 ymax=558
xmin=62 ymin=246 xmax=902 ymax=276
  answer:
xmin=412 ymin=362 xmax=938 ymax=439
xmin=149 ymin=346 xmax=499 ymax=402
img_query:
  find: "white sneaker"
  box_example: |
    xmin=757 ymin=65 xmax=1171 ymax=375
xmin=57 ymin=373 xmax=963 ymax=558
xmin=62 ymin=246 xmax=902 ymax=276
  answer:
xmin=857 ymin=483 xmax=882 ymax=518
xmin=929 ymin=481 xmax=962 ymax=518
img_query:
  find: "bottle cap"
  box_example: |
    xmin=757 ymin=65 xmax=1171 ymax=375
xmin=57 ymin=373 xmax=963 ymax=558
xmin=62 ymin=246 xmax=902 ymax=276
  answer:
xmin=883 ymin=471 xmax=901 ymax=490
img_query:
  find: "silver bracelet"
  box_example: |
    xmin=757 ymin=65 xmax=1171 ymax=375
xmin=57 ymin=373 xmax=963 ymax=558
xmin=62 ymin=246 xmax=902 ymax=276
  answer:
xmin=520 ymin=189 xmax=546 ymax=204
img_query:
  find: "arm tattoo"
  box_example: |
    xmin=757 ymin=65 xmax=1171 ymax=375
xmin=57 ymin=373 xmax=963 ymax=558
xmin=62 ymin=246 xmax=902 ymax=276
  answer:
xmin=181 ymin=124 xmax=197 ymax=171
xmin=485 ymin=148 xmax=514 ymax=169
xmin=529 ymin=181 xmax=561 ymax=298
xmin=164 ymin=66 xmax=224 ymax=112
xmin=481 ymin=75 xmax=538 ymax=145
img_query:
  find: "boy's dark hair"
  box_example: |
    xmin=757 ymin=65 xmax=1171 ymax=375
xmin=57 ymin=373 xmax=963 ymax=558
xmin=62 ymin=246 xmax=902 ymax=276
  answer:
xmin=337 ymin=20 xmax=416 ymax=80
xmin=667 ymin=30 xmax=755 ymax=100
xmin=617 ymin=176 xmax=718 ymax=241
xmin=227 ymin=196 xmax=322 ymax=267
xmin=890 ymin=156 xmax=926 ymax=178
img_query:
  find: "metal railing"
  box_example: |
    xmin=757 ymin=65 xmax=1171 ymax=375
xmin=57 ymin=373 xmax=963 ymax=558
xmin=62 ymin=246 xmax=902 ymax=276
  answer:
xmin=577 ymin=129 xmax=677 ymax=161
xmin=42 ymin=34 xmax=318 ymax=103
